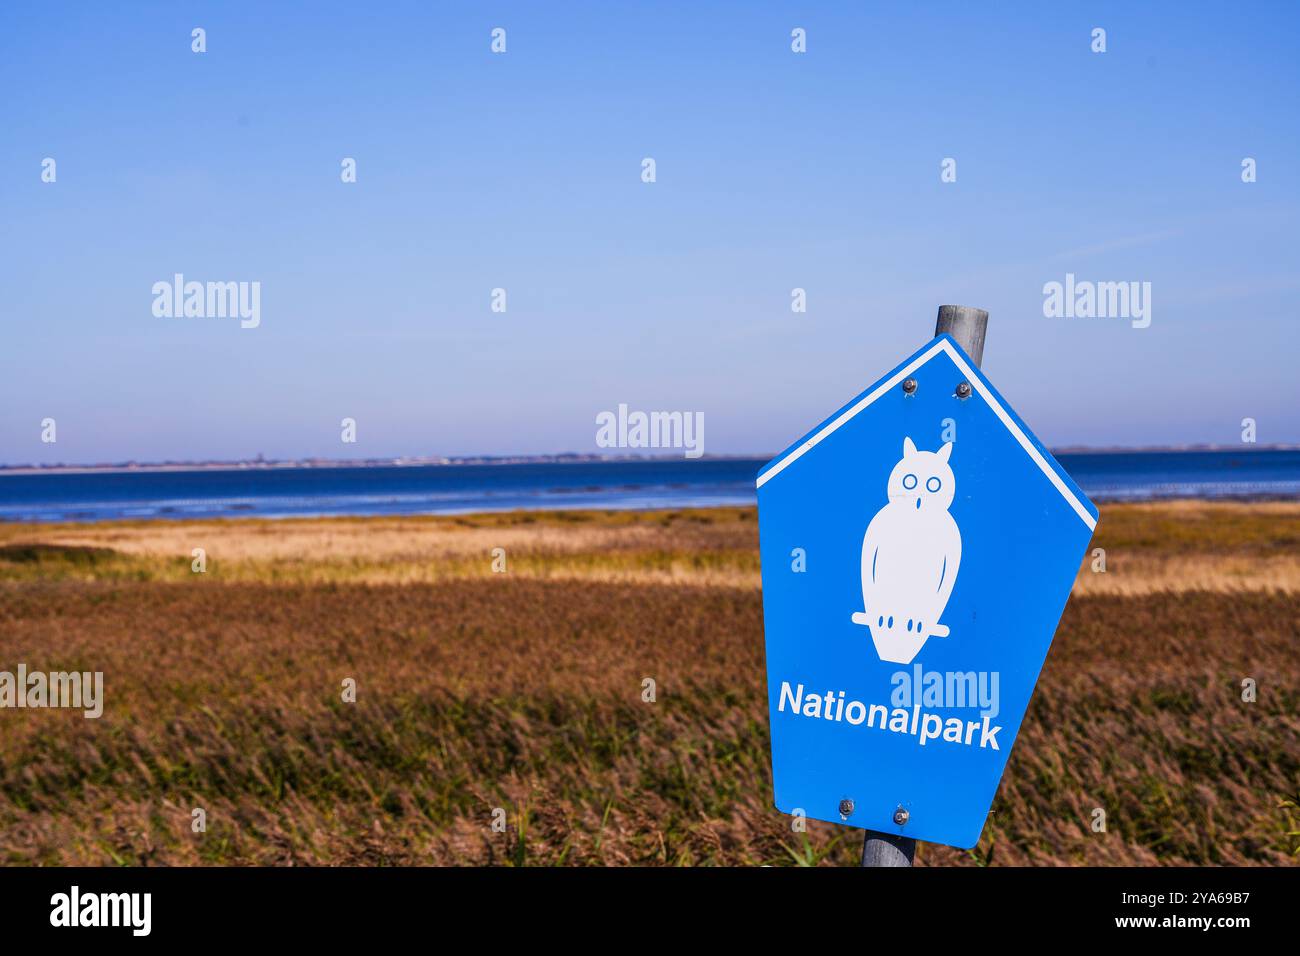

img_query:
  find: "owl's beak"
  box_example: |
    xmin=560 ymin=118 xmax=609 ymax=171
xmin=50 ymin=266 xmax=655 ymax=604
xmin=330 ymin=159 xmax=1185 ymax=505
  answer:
xmin=915 ymin=498 xmax=921 ymax=510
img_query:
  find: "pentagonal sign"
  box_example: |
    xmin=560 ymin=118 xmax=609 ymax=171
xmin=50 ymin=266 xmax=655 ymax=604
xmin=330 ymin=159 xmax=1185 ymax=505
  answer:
xmin=757 ymin=334 xmax=1097 ymax=848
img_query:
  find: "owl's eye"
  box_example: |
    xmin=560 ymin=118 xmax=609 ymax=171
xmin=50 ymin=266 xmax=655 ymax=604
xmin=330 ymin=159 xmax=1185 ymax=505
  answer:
xmin=902 ymin=474 xmax=918 ymax=490
xmin=926 ymin=476 xmax=942 ymax=492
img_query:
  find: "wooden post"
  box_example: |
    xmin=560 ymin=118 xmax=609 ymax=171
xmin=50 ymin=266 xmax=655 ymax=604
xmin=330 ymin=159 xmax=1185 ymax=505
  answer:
xmin=860 ymin=303 xmax=989 ymax=868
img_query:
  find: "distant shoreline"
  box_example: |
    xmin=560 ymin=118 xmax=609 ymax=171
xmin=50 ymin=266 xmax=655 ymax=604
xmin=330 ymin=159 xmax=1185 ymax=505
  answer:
xmin=2 ymin=445 xmax=1295 ymax=477
xmin=1 ymin=450 xmax=1296 ymax=525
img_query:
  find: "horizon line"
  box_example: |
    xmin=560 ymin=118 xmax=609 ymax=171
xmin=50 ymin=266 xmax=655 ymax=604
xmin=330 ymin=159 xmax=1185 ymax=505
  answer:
xmin=1 ymin=443 xmax=1295 ymax=476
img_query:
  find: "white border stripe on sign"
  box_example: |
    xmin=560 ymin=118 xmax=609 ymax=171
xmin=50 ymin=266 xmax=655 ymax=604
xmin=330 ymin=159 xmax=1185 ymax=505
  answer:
xmin=755 ymin=339 xmax=1096 ymax=532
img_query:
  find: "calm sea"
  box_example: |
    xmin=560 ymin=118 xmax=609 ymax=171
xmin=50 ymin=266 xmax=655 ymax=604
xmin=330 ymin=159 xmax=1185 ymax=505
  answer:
xmin=0 ymin=450 xmax=1297 ymax=524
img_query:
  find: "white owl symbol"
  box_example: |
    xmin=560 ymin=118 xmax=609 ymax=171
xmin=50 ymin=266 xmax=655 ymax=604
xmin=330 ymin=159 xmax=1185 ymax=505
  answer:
xmin=850 ymin=436 xmax=962 ymax=664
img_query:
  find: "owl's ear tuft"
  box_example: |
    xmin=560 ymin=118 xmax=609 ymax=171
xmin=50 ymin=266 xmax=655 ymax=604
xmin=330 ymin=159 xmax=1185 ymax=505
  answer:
xmin=903 ymin=436 xmax=918 ymax=457
xmin=937 ymin=441 xmax=953 ymax=463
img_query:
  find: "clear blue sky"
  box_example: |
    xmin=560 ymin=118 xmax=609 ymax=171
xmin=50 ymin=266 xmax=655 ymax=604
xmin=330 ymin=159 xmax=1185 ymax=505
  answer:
xmin=2 ymin=2 xmax=1297 ymax=465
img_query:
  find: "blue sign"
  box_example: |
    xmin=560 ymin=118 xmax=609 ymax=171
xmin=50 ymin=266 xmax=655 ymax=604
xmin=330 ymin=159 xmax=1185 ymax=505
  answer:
xmin=757 ymin=334 xmax=1097 ymax=849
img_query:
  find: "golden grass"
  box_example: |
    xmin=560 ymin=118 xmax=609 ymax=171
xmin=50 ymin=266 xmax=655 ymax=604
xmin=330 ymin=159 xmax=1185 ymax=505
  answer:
xmin=2 ymin=502 xmax=1296 ymax=594
xmin=0 ymin=500 xmax=1296 ymax=866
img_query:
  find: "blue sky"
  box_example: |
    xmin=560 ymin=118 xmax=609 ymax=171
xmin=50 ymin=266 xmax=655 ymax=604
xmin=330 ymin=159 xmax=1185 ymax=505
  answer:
xmin=2 ymin=2 xmax=1297 ymax=464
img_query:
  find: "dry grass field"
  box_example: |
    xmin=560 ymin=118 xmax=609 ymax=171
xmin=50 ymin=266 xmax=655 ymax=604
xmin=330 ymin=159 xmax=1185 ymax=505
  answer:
xmin=0 ymin=501 xmax=1297 ymax=866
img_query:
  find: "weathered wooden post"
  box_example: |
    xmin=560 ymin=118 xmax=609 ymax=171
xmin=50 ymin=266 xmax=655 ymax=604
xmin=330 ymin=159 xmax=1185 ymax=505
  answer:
xmin=859 ymin=303 xmax=989 ymax=868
